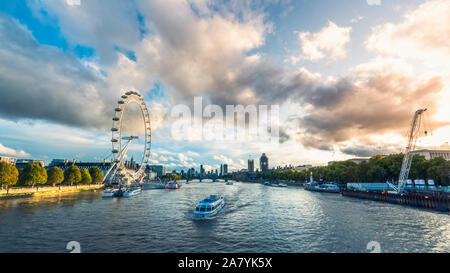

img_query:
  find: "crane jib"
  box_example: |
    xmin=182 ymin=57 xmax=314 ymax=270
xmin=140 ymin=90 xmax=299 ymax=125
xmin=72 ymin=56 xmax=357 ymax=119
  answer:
xmin=396 ymin=108 xmax=427 ymax=193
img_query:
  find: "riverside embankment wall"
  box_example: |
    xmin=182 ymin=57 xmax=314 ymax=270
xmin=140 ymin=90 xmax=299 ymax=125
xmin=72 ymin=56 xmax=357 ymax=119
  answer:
xmin=0 ymin=184 xmax=104 ymax=199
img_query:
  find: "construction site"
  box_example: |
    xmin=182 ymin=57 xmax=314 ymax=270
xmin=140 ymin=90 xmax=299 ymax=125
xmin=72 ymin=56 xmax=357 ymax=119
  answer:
xmin=341 ymin=108 xmax=450 ymax=212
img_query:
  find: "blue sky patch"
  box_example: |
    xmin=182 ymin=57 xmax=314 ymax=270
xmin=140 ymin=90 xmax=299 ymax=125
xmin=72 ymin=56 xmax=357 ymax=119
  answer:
xmin=0 ymin=0 xmax=68 ymax=51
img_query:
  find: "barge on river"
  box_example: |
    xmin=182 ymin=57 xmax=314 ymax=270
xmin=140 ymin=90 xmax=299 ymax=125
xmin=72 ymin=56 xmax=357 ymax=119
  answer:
xmin=342 ymin=184 xmax=450 ymax=212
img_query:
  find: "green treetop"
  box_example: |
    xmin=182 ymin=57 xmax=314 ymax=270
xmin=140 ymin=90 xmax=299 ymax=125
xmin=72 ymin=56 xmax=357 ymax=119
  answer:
xmin=19 ymin=163 xmax=47 ymax=187
xmin=0 ymin=162 xmax=19 ymax=192
xmin=80 ymin=168 xmax=92 ymax=184
xmin=64 ymin=165 xmax=82 ymax=186
xmin=89 ymin=167 xmax=104 ymax=184
xmin=47 ymin=166 xmax=64 ymax=187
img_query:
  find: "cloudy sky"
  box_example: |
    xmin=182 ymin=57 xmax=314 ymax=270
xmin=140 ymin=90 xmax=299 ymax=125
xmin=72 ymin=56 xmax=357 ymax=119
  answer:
xmin=0 ymin=0 xmax=449 ymax=172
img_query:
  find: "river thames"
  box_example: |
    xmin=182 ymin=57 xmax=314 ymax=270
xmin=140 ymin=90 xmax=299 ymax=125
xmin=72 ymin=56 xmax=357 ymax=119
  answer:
xmin=0 ymin=181 xmax=448 ymax=253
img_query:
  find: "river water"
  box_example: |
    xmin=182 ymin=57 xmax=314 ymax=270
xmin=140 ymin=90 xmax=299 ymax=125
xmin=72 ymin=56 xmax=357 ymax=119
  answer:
xmin=0 ymin=181 xmax=448 ymax=253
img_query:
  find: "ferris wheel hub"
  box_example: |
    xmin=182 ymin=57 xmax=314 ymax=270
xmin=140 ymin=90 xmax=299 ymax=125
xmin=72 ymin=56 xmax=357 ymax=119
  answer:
xmin=122 ymin=136 xmax=140 ymax=140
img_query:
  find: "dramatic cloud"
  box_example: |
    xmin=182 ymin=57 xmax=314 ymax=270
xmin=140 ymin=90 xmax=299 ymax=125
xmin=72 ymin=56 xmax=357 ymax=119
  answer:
xmin=339 ymin=138 xmax=402 ymax=157
xmin=0 ymin=16 xmax=114 ymax=129
xmin=296 ymin=58 xmax=446 ymax=150
xmin=278 ymin=127 xmax=290 ymax=144
xmin=340 ymin=146 xmax=397 ymax=158
xmin=291 ymin=21 xmax=351 ymax=64
xmin=130 ymin=0 xmax=271 ymax=105
xmin=290 ymin=1 xmax=450 ymax=152
xmin=0 ymin=143 xmax=31 ymax=157
xmin=366 ymin=0 xmax=450 ymax=65
xmin=0 ymin=14 xmax=168 ymax=133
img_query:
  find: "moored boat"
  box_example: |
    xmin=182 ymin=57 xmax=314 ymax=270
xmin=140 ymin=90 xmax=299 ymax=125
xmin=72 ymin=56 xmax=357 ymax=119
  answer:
xmin=122 ymin=187 xmax=142 ymax=197
xmin=305 ymin=182 xmax=340 ymax=193
xmin=102 ymin=188 xmax=118 ymax=198
xmin=264 ymin=181 xmax=287 ymax=187
xmin=304 ymin=172 xmax=340 ymax=193
xmin=103 ymin=186 xmax=142 ymax=198
xmin=166 ymin=181 xmax=181 ymax=189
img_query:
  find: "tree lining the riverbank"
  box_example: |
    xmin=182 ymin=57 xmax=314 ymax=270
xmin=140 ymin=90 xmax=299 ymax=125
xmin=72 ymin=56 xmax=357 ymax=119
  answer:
xmin=0 ymin=162 xmax=19 ymax=193
xmin=256 ymin=154 xmax=450 ymax=186
xmin=0 ymin=163 xmax=105 ymax=191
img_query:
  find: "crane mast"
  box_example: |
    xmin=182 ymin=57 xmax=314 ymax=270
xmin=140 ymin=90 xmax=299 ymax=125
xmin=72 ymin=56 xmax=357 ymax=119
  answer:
xmin=392 ymin=108 xmax=427 ymax=193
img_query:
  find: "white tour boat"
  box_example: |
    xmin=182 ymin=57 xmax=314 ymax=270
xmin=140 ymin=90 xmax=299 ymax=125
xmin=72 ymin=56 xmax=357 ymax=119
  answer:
xmin=194 ymin=195 xmax=225 ymax=218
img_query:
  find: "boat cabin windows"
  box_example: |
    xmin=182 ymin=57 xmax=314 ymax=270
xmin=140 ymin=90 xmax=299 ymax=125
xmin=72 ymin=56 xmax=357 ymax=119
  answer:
xmin=196 ymin=206 xmax=212 ymax=212
xmin=195 ymin=205 xmax=215 ymax=212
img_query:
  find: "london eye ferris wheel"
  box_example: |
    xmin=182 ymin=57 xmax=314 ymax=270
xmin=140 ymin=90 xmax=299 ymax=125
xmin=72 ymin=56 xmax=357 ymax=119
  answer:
xmin=104 ymin=91 xmax=151 ymax=185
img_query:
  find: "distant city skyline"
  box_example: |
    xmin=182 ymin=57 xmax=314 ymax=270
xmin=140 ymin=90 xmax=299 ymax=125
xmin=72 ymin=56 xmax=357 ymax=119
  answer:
xmin=0 ymin=0 xmax=449 ymax=171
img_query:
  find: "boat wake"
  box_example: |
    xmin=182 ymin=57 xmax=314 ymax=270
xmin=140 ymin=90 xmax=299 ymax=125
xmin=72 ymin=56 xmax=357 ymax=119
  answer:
xmin=187 ymin=214 xmax=220 ymax=221
xmin=224 ymin=202 xmax=252 ymax=215
xmin=185 ymin=208 xmax=225 ymax=221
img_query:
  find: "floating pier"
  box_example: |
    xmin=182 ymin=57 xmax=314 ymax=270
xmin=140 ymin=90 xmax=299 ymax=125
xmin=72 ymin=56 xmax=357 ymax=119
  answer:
xmin=342 ymin=189 xmax=450 ymax=212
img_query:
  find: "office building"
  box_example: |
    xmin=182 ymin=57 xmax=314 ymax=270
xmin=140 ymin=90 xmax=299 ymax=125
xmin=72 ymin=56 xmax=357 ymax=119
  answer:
xmin=15 ymin=159 xmax=46 ymax=170
xmin=48 ymin=159 xmax=113 ymax=175
xmin=410 ymin=149 xmax=450 ymax=160
xmin=148 ymin=165 xmax=166 ymax=177
xmin=0 ymin=156 xmax=17 ymax=165
xmin=248 ymin=159 xmax=254 ymax=173
xmin=223 ymin=164 xmax=228 ymax=175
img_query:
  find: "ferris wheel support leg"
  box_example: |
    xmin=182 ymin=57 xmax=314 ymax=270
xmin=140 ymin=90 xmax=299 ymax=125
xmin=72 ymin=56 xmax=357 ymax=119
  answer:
xmin=102 ymin=162 xmax=117 ymax=184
